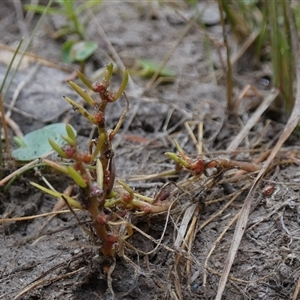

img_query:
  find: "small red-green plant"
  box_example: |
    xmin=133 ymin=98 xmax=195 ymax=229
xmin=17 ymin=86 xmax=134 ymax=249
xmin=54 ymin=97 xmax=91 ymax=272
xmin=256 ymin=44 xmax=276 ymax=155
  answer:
xmin=165 ymin=140 xmax=260 ymax=175
xmin=32 ymin=63 xmax=171 ymax=256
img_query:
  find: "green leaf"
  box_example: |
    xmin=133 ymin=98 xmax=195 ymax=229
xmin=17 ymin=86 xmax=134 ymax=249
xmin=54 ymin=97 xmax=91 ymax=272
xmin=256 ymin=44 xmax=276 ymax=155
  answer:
xmin=66 ymin=166 xmax=87 ymax=188
xmin=77 ymin=0 xmax=103 ymax=14
xmin=30 ymin=181 xmax=82 ymax=209
xmin=66 ymin=124 xmax=77 ymax=141
xmin=70 ymin=41 xmax=98 ymax=62
xmin=48 ymin=138 xmax=68 ymax=158
xmin=77 ymin=71 xmax=94 ymax=91
xmin=13 ymin=136 xmax=27 ymax=148
xmin=61 ymin=40 xmax=76 ymax=63
xmin=114 ymin=69 xmax=128 ymax=100
xmin=104 ymin=63 xmax=114 ymax=82
xmin=12 ymin=123 xmax=77 ymax=161
xmin=136 ymin=59 xmax=176 ymax=78
xmin=68 ymin=81 xmax=94 ymax=106
xmin=61 ymin=135 xmax=76 ymax=147
xmin=63 ymin=96 xmax=95 ymax=123
xmin=62 ymin=0 xmax=75 ymax=13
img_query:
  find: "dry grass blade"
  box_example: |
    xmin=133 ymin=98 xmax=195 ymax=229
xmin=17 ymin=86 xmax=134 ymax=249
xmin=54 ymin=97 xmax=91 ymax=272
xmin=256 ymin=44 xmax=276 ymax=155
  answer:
xmin=186 ymin=206 xmax=200 ymax=287
xmin=174 ymin=203 xmax=198 ymax=248
xmin=6 ymin=63 xmax=40 ymax=119
xmin=11 ymin=267 xmax=84 ymax=300
xmin=215 ymin=4 xmax=300 ymax=299
xmin=227 ymin=88 xmax=279 ymax=152
xmin=0 ymin=209 xmax=78 ymax=223
xmin=86 ymin=8 xmax=143 ymax=152
xmin=199 ymin=186 xmax=248 ymax=231
xmin=0 ymin=158 xmax=39 ymax=187
xmin=203 ymin=213 xmax=239 ymax=287
xmin=0 ymin=39 xmax=24 ymax=162
xmin=0 ymin=43 xmax=74 ymax=72
xmin=87 ymin=8 xmax=141 ymax=97
xmin=146 ymin=22 xmax=192 ymax=91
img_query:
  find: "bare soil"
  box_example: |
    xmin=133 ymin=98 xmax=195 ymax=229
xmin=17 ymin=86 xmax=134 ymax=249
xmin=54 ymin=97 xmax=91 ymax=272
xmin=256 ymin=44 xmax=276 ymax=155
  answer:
xmin=0 ymin=1 xmax=300 ymax=300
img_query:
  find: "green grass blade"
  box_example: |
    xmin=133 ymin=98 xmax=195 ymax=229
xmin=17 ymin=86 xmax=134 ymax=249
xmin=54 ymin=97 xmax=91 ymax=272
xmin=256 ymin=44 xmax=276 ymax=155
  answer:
xmin=24 ymin=4 xmax=64 ymax=15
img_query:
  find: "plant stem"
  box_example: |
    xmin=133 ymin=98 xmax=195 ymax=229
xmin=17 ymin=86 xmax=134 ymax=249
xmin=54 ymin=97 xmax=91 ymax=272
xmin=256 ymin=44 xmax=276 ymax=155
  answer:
xmin=218 ymin=0 xmax=233 ymax=112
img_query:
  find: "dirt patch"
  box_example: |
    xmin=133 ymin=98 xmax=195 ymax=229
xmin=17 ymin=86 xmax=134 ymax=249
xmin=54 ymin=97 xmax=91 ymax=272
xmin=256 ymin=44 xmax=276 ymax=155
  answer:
xmin=0 ymin=2 xmax=300 ymax=300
